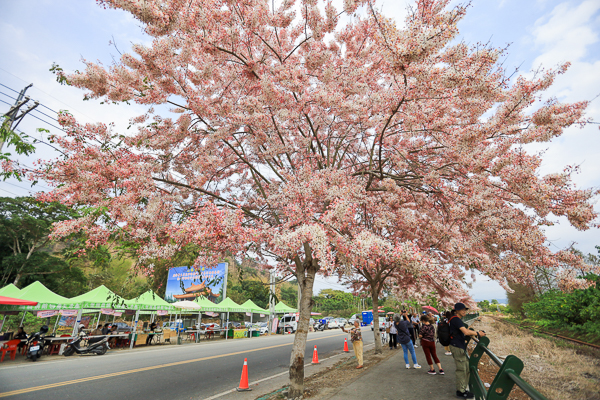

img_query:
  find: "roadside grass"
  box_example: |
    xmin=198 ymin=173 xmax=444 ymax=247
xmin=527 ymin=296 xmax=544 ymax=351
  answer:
xmin=468 ymin=317 xmax=600 ymax=400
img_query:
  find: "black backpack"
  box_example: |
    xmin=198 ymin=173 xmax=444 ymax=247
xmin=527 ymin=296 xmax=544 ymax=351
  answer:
xmin=437 ymin=319 xmax=453 ymax=346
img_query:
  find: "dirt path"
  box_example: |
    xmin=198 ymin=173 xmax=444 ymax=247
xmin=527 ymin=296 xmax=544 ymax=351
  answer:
xmin=467 ymin=316 xmax=600 ymax=400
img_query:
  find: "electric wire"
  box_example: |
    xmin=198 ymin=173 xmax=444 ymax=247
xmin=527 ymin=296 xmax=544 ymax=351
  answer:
xmin=0 ymin=187 xmax=20 ymax=196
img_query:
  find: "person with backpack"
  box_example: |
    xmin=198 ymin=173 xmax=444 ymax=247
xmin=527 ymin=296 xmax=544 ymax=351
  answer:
xmin=449 ymin=303 xmax=486 ymax=399
xmin=398 ymin=311 xmax=421 ymax=369
xmin=438 ymin=311 xmax=453 ymax=356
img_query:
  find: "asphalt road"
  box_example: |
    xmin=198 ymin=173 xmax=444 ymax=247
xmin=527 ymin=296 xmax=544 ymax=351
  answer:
xmin=0 ymin=327 xmax=375 ymax=400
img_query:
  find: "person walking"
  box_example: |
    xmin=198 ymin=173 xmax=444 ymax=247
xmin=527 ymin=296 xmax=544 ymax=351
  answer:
xmin=341 ymin=320 xmax=363 ymax=369
xmin=441 ymin=311 xmax=452 ymax=355
xmin=419 ymin=315 xmax=444 ymax=375
xmin=399 ymin=311 xmax=421 ymax=369
xmin=406 ymin=313 xmax=417 ymax=347
xmin=389 ymin=315 xmax=398 ymax=349
xmin=449 ymin=303 xmax=486 ymax=399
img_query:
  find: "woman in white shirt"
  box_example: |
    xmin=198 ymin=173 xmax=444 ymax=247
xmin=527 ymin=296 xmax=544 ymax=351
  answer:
xmin=388 ymin=316 xmax=398 ymax=349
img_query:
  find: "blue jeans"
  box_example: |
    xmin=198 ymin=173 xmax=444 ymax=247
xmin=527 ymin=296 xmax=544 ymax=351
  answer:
xmin=401 ymin=341 xmax=418 ymax=364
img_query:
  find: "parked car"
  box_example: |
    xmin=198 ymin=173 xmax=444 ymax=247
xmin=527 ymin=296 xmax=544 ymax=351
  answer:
xmin=280 ymin=314 xmax=298 ymax=333
xmin=258 ymin=322 xmax=269 ymax=335
xmin=370 ymin=318 xmax=386 ymax=331
xmin=328 ymin=318 xmax=347 ymax=329
xmin=348 ymin=314 xmax=361 ymax=325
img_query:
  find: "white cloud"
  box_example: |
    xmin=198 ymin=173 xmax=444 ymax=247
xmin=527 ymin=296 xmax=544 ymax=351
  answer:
xmin=531 ymin=0 xmax=600 ymax=68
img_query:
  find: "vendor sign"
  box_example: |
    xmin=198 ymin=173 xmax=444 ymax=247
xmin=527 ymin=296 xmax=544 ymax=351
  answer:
xmin=100 ymin=308 xmax=114 ymax=315
xmin=157 ymin=310 xmax=168 ymax=316
xmin=233 ymin=329 xmax=246 ymax=339
xmin=60 ymin=309 xmax=78 ymax=316
xmin=113 ymin=311 xmax=123 ymax=317
xmin=125 ymin=309 xmax=136 ymax=315
xmin=37 ymin=310 xmax=58 ymax=318
xmin=245 ymin=312 xmax=251 ymax=316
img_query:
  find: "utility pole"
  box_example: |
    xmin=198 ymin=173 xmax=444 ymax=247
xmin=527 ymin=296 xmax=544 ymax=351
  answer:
xmin=1 ymin=83 xmax=39 ymax=152
xmin=268 ymin=271 xmax=275 ymax=334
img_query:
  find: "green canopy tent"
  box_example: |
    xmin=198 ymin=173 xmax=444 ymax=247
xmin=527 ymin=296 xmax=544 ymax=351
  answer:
xmin=0 ymin=284 xmax=22 ymax=331
xmin=213 ymin=297 xmax=251 ymax=341
xmin=241 ymin=300 xmax=269 ymax=336
xmin=69 ymin=285 xmax=131 ymax=337
xmin=125 ymin=291 xmax=178 ymax=345
xmin=273 ymin=301 xmax=297 ymax=314
xmin=0 ymin=284 xmax=21 ymax=298
xmin=0 ymin=281 xmax=76 ymax=334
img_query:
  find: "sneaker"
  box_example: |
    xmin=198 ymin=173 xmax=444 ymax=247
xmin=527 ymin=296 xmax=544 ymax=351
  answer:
xmin=414 ymin=344 xmax=418 ymax=347
xmin=456 ymin=391 xmax=474 ymax=399
xmin=427 ymin=370 xmax=436 ymax=375
xmin=406 ymin=364 xmax=410 ymax=369
xmin=413 ymin=364 xmax=422 ymax=369
xmin=445 ymin=352 xmax=452 ymax=355
xmin=439 ymin=369 xmax=445 ymax=375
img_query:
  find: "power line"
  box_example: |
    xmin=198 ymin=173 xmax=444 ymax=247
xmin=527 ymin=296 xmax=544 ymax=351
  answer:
xmin=0 ymin=69 xmax=95 ymax=121
xmin=2 ymin=181 xmax=44 ymax=192
xmin=0 ymin=187 xmax=19 ymax=196
xmin=1 ymin=86 xmax=60 ymax=119
xmin=27 ymin=113 xmax=66 ymax=132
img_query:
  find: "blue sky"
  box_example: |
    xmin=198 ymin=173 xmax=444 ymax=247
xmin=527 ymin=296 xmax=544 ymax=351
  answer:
xmin=1 ymin=0 xmax=599 ymax=301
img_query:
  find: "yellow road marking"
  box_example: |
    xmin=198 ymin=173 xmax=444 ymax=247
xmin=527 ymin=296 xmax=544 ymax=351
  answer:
xmin=0 ymin=333 xmax=347 ymax=398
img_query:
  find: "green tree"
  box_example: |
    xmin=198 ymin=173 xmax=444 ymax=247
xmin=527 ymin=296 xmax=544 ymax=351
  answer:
xmin=477 ymin=300 xmax=490 ymax=312
xmin=0 ymin=197 xmax=79 ymax=286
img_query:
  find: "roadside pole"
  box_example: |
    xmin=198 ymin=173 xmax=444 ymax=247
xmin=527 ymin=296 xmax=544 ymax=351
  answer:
xmin=71 ymin=309 xmax=83 ymax=336
xmin=268 ymin=272 xmax=275 ymax=335
xmin=129 ymin=310 xmax=140 ymax=349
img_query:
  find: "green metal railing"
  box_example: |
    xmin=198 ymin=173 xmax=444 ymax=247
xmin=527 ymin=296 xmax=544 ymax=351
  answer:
xmin=463 ymin=312 xmax=480 ymax=324
xmin=467 ymin=334 xmax=548 ymax=400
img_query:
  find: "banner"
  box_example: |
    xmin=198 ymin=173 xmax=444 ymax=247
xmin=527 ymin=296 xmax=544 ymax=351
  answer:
xmin=165 ymin=263 xmax=228 ymax=304
xmin=60 ymin=310 xmax=78 ymax=316
xmin=37 ymin=310 xmax=58 ymax=318
xmin=113 ymin=312 xmax=123 ymax=317
xmin=260 ymin=314 xmax=265 ymax=317
xmin=271 ymin=317 xmax=279 ymax=334
xmin=100 ymin=308 xmax=114 ymax=315
xmin=157 ymin=310 xmax=168 ymax=316
xmin=245 ymin=312 xmax=251 ymax=316
xmin=125 ymin=309 xmax=136 ymax=315
xmin=58 ymin=315 xmax=76 ymax=327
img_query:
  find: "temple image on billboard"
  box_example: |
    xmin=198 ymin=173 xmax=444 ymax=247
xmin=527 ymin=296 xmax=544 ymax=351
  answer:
xmin=172 ymin=281 xmax=217 ymax=302
xmin=164 ymin=263 xmax=228 ymax=304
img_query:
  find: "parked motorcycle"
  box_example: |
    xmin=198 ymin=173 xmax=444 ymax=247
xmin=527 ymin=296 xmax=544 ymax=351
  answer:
xmin=63 ymin=324 xmax=109 ymax=356
xmin=314 ymin=321 xmax=326 ymax=331
xmin=26 ymin=325 xmax=49 ymax=362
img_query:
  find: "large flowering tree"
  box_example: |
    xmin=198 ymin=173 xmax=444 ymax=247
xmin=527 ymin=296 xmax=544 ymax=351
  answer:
xmin=37 ymin=0 xmax=598 ymax=397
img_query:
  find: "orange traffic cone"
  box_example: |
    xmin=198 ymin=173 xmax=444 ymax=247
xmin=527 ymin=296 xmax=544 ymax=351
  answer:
xmin=311 ymin=345 xmax=320 ymax=364
xmin=236 ymin=358 xmax=252 ymax=392
xmin=343 ymin=338 xmax=350 ymax=353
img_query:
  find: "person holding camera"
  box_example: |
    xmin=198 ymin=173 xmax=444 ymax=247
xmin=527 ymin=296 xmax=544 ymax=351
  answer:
xmin=449 ymin=303 xmax=486 ymax=399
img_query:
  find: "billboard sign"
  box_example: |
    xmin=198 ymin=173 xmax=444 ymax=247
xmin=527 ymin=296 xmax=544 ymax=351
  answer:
xmin=164 ymin=263 xmax=228 ymax=304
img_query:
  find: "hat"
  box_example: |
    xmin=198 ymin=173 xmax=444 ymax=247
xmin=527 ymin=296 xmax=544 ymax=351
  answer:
xmin=454 ymin=302 xmax=469 ymax=311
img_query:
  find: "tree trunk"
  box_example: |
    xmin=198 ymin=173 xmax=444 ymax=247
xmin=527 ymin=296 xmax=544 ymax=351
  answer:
xmin=287 ymin=258 xmax=317 ymax=399
xmin=370 ymin=286 xmax=382 ymax=354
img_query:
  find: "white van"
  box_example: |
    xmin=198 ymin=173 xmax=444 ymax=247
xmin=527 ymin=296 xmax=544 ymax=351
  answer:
xmin=280 ymin=313 xmax=298 ymax=333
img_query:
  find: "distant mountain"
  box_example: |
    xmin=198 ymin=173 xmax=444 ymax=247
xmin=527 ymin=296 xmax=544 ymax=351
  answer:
xmin=474 ymin=298 xmax=508 ymax=304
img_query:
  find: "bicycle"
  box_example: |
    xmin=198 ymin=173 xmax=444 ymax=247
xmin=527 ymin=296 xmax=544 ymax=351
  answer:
xmin=380 ymin=329 xmax=388 ymax=346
